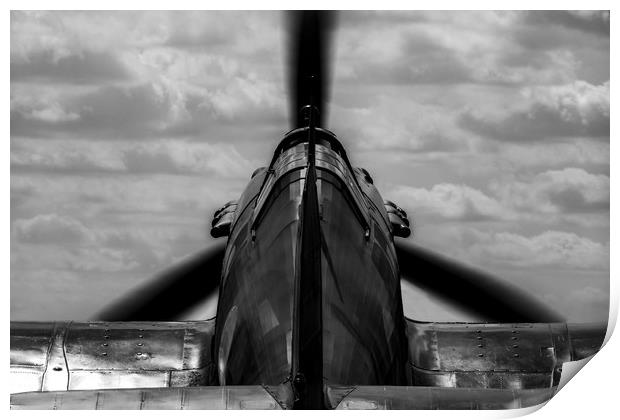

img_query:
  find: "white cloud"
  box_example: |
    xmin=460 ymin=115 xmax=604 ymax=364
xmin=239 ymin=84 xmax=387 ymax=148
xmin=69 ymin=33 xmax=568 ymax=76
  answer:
xmin=123 ymin=141 xmax=255 ymax=178
xmin=466 ymin=230 xmax=608 ymax=270
xmin=523 ymin=80 xmax=609 ymax=126
xmin=459 ymin=80 xmax=610 ymax=141
xmin=23 ymin=102 xmax=79 ymax=123
xmin=390 ymin=183 xmax=510 ymax=221
xmin=490 ymin=168 xmax=609 ymax=214
xmin=389 ymin=167 xmax=608 ymax=228
xmin=11 ymin=138 xmax=255 ymax=179
xmin=495 ymin=139 xmax=609 ymax=169
xmin=11 ymin=213 xmax=204 ymax=274
xmin=13 ymin=213 xmax=92 ymax=244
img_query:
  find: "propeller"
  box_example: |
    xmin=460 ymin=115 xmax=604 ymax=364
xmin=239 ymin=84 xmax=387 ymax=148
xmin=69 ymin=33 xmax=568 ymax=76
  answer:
xmin=96 ymin=244 xmax=226 ymax=321
xmin=288 ymin=10 xmax=336 ymax=128
xmin=395 ymin=240 xmax=564 ymax=322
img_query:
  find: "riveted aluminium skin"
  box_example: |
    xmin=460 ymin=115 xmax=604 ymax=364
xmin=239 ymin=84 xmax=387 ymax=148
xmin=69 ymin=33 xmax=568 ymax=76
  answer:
xmin=10 ymin=321 xmax=217 ymax=394
xmin=406 ymin=320 xmax=606 ymax=390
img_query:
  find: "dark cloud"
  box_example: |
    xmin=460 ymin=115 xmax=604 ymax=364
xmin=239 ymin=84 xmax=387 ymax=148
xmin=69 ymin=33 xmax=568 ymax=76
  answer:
xmin=464 ymin=229 xmax=609 ymax=270
xmin=523 ymin=11 xmax=610 ymax=38
xmin=11 ymin=77 xmax=286 ymax=141
xmin=459 ymin=105 xmax=609 ymax=142
xmin=75 ymin=84 xmax=180 ymax=137
xmin=122 ymin=148 xmax=180 ymax=174
xmin=10 ymin=142 xmax=119 ymax=175
xmin=11 ymin=50 xmax=130 ymax=84
xmin=341 ymin=33 xmax=473 ymax=85
xmin=12 ymin=83 xmax=184 ymax=139
xmin=13 ymin=214 xmax=90 ymax=245
xmin=547 ymin=188 xmax=609 ymax=213
xmin=459 ymin=81 xmax=609 ymax=142
xmin=339 ymin=10 xmax=429 ymax=27
xmin=391 ymin=183 xmax=509 ymax=222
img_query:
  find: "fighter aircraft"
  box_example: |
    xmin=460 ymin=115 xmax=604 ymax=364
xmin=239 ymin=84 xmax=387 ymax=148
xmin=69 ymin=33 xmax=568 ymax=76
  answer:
xmin=10 ymin=11 xmax=607 ymax=410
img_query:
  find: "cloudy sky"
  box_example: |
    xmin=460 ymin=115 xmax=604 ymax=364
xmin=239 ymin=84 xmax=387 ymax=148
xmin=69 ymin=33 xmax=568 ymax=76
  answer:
xmin=10 ymin=11 xmax=609 ymax=322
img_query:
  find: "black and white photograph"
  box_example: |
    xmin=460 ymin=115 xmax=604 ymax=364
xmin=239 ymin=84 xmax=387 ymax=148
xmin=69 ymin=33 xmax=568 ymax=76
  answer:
xmin=9 ymin=7 xmax=612 ymax=411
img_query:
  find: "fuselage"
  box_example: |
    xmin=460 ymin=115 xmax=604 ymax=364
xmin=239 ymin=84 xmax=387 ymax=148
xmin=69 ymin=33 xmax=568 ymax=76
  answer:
xmin=213 ymin=127 xmax=409 ymax=407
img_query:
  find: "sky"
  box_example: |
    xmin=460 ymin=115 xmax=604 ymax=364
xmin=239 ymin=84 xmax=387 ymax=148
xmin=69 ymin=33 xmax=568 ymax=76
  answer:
xmin=10 ymin=11 xmax=609 ymax=322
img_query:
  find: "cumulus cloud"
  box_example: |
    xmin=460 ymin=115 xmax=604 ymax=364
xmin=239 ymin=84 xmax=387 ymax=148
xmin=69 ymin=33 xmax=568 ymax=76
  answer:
xmin=490 ymin=168 xmax=609 ymax=214
xmin=12 ymin=215 xmax=141 ymax=273
xmin=523 ymin=11 xmax=610 ymax=37
xmin=459 ymin=80 xmax=609 ymax=141
xmin=13 ymin=214 xmax=92 ymax=244
xmin=11 ymin=213 xmax=196 ymax=273
xmin=12 ymin=77 xmax=285 ymax=140
xmin=494 ymin=139 xmax=609 ymax=170
xmin=389 ymin=167 xmax=608 ymax=227
xmin=11 ymin=138 xmax=254 ymax=179
xmin=11 ymin=50 xmax=129 ymax=84
xmin=466 ymin=229 xmax=608 ymax=270
xmin=525 ymin=81 xmax=609 ymax=125
xmin=11 ymin=170 xmax=244 ymax=225
xmin=121 ymin=141 xmax=254 ymax=178
xmin=340 ymin=33 xmax=474 ymax=85
xmin=390 ymin=183 xmax=510 ymax=221
xmin=337 ymin=11 xmax=605 ymax=88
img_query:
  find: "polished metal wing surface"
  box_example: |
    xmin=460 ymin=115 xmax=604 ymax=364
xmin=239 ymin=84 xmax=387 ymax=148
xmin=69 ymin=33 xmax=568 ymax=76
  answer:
xmin=325 ymin=385 xmax=557 ymax=409
xmin=405 ymin=320 xmax=606 ymax=390
xmin=10 ymin=320 xmax=218 ymax=395
xmin=323 ymin=320 xmax=606 ymax=409
xmin=11 ymin=385 xmax=294 ymax=410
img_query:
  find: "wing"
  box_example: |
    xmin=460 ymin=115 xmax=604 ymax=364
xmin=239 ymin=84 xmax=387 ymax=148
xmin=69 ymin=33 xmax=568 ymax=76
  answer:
xmin=326 ymin=319 xmax=606 ymax=409
xmin=11 ymin=385 xmax=294 ymax=410
xmin=10 ymin=320 xmax=218 ymax=395
xmin=326 ymin=385 xmax=555 ymax=409
xmin=406 ymin=320 xmax=605 ymax=389
xmin=10 ymin=319 xmax=296 ymax=409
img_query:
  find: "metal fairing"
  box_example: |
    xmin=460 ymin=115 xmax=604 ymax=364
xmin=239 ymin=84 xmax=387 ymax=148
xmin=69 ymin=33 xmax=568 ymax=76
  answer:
xmin=10 ymin=321 xmax=217 ymax=395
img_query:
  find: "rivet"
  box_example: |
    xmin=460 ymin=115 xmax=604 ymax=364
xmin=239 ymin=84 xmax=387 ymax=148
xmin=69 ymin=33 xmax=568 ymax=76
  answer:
xmin=513 ymin=354 xmax=520 ymax=358
xmin=477 ymin=344 xmax=483 ymax=348
xmin=138 ymin=335 xmax=144 ymax=339
xmin=137 ymin=352 xmax=142 ymax=356
xmin=511 ymin=337 xmax=518 ymax=340
xmin=512 ymin=344 xmax=519 ymax=348
xmin=137 ymin=343 xmax=143 ymax=346
xmin=53 ymin=366 xmax=62 ymax=371
xmin=104 ymin=335 xmax=110 ymax=339
xmin=102 ymin=343 xmax=108 ymax=347
xmin=477 ymin=353 xmax=484 ymax=357
xmin=477 ymin=336 xmax=483 ymax=340
xmin=101 ymin=352 xmax=107 ymax=356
